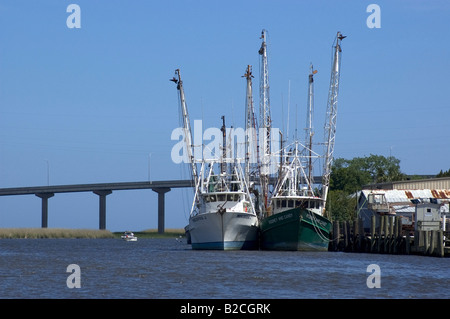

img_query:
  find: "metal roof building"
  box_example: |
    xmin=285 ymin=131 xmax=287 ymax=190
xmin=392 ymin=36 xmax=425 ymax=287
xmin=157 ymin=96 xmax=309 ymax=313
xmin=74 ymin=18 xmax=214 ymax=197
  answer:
xmin=363 ymin=176 xmax=450 ymax=191
xmin=357 ymin=177 xmax=450 ymax=231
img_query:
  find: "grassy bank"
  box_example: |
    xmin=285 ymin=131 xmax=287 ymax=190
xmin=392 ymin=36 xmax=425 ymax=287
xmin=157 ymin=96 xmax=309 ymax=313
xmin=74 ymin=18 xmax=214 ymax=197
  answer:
xmin=0 ymin=228 xmax=114 ymax=239
xmin=113 ymin=228 xmax=185 ymax=239
xmin=0 ymin=228 xmax=186 ymax=239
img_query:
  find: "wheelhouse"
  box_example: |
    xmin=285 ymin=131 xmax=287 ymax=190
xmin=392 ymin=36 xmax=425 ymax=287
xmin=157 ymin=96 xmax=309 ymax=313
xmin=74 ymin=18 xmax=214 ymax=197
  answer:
xmin=271 ymin=196 xmax=324 ymax=215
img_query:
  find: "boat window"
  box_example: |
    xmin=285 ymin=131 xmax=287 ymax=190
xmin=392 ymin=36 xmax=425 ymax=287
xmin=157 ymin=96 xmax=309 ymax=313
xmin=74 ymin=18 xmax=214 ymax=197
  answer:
xmin=209 ymin=195 xmax=216 ymax=202
xmin=218 ymin=194 xmax=226 ymax=201
xmin=227 ymin=194 xmax=234 ymax=202
xmin=295 ymin=200 xmax=301 ymax=207
xmin=281 ymin=200 xmax=287 ymax=208
xmin=316 ymin=201 xmax=320 ymax=209
xmin=288 ymin=200 xmax=294 ymax=208
xmin=204 ymin=196 xmax=210 ymax=203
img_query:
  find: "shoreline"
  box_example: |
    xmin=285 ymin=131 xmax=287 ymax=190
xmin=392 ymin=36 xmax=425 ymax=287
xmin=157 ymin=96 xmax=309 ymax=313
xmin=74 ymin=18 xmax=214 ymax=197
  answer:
xmin=0 ymin=227 xmax=185 ymax=239
xmin=113 ymin=228 xmax=185 ymax=239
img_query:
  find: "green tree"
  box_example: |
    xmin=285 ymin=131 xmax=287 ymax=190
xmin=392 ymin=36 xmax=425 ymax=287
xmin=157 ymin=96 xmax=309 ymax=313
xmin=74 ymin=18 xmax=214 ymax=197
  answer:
xmin=325 ymin=190 xmax=356 ymax=221
xmin=330 ymin=154 xmax=405 ymax=192
xmin=326 ymin=154 xmax=406 ymax=221
xmin=436 ymin=169 xmax=450 ymax=178
xmin=329 ymin=158 xmax=371 ymax=193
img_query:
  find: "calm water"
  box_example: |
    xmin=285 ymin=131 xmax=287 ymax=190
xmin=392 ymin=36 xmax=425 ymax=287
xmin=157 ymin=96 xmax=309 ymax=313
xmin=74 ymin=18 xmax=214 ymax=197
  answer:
xmin=0 ymin=238 xmax=448 ymax=299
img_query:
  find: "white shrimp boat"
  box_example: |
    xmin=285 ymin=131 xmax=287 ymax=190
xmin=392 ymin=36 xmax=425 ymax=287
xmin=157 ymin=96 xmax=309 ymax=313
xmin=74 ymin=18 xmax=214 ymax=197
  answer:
xmin=186 ymin=166 xmax=259 ymax=250
xmin=172 ymin=69 xmax=259 ymax=250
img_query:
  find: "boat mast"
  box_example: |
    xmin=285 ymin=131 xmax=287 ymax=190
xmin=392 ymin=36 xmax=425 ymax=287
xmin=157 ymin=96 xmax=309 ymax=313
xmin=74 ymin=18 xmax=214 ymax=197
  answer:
xmin=171 ymin=69 xmax=199 ymax=187
xmin=220 ymin=115 xmax=227 ymax=175
xmin=305 ymin=64 xmax=317 ymax=196
xmin=243 ymin=65 xmax=257 ymax=185
xmin=322 ymin=32 xmax=345 ymax=212
xmin=259 ymin=29 xmax=272 ymax=212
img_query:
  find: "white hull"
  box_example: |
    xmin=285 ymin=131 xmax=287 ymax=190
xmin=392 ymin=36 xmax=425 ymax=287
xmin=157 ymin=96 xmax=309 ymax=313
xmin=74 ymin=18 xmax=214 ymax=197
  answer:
xmin=189 ymin=211 xmax=259 ymax=250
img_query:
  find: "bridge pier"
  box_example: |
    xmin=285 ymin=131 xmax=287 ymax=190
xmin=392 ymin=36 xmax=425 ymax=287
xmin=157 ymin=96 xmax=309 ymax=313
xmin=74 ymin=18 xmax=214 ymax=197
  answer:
xmin=93 ymin=190 xmax=112 ymax=230
xmin=152 ymin=187 xmax=170 ymax=234
xmin=35 ymin=193 xmax=54 ymax=228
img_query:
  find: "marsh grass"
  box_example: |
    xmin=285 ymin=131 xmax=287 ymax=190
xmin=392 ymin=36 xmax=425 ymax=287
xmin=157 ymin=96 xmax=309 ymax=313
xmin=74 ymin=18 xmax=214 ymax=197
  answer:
xmin=0 ymin=228 xmax=114 ymax=239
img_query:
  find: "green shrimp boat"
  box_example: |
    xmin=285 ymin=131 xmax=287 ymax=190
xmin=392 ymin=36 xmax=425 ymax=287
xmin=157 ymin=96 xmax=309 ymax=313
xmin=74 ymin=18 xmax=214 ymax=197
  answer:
xmin=260 ymin=32 xmax=344 ymax=251
xmin=260 ymin=197 xmax=332 ymax=251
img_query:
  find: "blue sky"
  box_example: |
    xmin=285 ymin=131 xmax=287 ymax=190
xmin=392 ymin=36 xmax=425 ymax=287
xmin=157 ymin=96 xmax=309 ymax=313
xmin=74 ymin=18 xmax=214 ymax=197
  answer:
xmin=0 ymin=0 xmax=449 ymax=231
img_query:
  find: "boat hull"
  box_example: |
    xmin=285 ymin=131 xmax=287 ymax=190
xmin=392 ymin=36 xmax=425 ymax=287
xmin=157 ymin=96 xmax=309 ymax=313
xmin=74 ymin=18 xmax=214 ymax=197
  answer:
xmin=188 ymin=212 xmax=259 ymax=250
xmin=260 ymin=208 xmax=332 ymax=251
xmin=184 ymin=224 xmax=191 ymax=244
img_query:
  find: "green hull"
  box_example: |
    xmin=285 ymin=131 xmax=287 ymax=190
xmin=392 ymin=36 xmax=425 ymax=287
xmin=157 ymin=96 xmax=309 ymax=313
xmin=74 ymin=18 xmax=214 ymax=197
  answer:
xmin=260 ymin=208 xmax=332 ymax=251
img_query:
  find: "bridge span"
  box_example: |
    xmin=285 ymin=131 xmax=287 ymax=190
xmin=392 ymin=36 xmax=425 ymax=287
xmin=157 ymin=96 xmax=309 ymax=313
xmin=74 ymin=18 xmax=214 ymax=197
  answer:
xmin=0 ymin=176 xmax=322 ymax=233
xmin=0 ymin=180 xmax=194 ymax=233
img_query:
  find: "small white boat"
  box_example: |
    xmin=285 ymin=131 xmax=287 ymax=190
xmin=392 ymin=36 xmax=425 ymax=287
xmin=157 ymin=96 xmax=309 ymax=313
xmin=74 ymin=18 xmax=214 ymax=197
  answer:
xmin=121 ymin=231 xmax=137 ymax=241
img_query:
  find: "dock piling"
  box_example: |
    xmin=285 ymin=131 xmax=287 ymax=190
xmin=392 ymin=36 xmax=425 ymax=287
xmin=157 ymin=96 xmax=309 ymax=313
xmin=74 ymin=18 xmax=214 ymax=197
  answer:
xmin=330 ymin=216 xmax=447 ymax=257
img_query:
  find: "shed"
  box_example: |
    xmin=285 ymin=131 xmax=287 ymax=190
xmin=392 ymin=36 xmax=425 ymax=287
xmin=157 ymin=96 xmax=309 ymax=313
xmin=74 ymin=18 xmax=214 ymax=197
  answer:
xmin=357 ymin=189 xmax=449 ymax=232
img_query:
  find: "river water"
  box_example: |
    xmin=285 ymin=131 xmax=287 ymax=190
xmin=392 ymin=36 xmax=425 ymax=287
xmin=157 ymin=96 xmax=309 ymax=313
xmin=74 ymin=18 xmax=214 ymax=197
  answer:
xmin=0 ymin=238 xmax=448 ymax=300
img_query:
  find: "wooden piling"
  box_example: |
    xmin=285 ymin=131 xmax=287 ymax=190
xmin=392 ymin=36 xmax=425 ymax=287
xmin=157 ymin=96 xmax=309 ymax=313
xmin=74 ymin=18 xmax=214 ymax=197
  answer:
xmin=397 ymin=217 xmax=403 ymax=254
xmin=343 ymin=221 xmax=348 ymax=251
xmin=405 ymin=232 xmax=411 ymax=255
xmin=384 ymin=216 xmax=390 ymax=253
xmin=377 ymin=216 xmax=383 ymax=253
xmin=414 ymin=230 xmax=420 ymax=252
xmin=437 ymin=230 xmax=444 ymax=257
xmin=329 ymin=217 xmax=446 ymax=257
xmin=389 ymin=216 xmax=394 ymax=237
xmin=430 ymin=230 xmax=436 ymax=256
xmin=353 ymin=219 xmax=358 ymax=252
xmin=332 ymin=221 xmax=340 ymax=251
xmin=393 ymin=217 xmax=398 ymax=254
xmin=348 ymin=221 xmax=353 ymax=251
xmin=371 ymin=215 xmax=376 ymax=253
xmin=358 ymin=218 xmax=364 ymax=252
xmin=424 ymin=231 xmax=430 ymax=255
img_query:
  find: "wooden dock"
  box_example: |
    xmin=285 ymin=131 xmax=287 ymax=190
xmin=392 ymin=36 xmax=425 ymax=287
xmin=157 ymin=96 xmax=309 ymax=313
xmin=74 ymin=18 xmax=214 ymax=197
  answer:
xmin=329 ymin=215 xmax=449 ymax=257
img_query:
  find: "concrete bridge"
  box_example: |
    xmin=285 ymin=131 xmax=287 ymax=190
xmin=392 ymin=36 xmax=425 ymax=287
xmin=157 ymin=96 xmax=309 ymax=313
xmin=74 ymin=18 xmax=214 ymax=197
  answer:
xmin=0 ymin=180 xmax=194 ymax=233
xmin=0 ymin=176 xmax=323 ymax=233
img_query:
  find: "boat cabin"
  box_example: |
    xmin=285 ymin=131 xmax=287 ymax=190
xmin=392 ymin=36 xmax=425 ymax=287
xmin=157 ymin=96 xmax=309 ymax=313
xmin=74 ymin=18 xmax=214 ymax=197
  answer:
xmin=198 ymin=191 xmax=253 ymax=214
xmin=271 ymin=196 xmax=324 ymax=216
